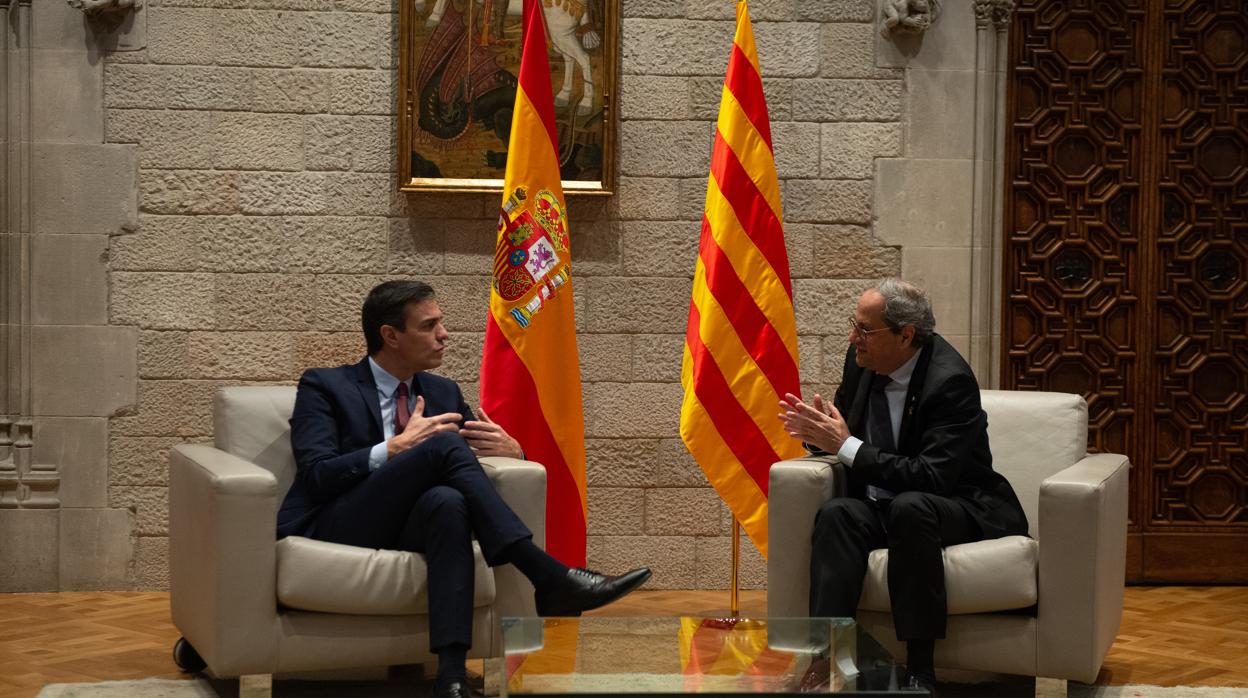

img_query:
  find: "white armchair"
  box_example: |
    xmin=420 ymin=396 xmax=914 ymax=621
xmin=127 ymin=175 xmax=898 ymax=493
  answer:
xmin=767 ymin=390 xmax=1129 ymax=684
xmin=168 ymin=386 xmax=546 ymax=678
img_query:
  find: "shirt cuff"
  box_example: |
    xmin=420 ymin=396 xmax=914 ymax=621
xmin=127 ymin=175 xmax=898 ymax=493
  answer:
xmin=837 ymin=436 xmax=863 ymax=467
xmin=368 ymin=442 xmax=388 ymax=471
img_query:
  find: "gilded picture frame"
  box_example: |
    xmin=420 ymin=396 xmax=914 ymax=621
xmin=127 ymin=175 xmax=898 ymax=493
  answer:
xmin=397 ymin=0 xmax=618 ymax=195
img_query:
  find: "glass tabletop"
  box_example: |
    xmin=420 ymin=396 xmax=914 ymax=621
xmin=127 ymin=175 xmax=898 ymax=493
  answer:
xmin=501 ymin=616 xmax=924 ymax=696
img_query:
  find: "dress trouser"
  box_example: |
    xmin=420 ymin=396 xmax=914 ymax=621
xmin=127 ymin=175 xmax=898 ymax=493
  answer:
xmin=809 ymin=491 xmax=979 ymax=641
xmin=309 ymin=432 xmax=532 ymax=651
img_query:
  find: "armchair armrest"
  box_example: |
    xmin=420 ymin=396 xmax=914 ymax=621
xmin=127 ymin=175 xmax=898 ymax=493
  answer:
xmin=169 ymin=443 xmax=280 ymax=676
xmin=1036 ymin=452 xmax=1130 ymax=683
xmin=479 ymin=456 xmax=547 ymax=624
xmin=766 ymin=456 xmax=844 ymax=618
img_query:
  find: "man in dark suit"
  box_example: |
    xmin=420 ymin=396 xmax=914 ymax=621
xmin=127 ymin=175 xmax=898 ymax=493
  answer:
xmin=780 ymin=278 xmax=1027 ymax=695
xmin=277 ymin=280 xmax=650 ymax=698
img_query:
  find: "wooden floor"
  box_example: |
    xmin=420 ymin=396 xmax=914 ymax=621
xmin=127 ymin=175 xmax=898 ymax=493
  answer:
xmin=2 ymin=587 xmax=1247 ymax=697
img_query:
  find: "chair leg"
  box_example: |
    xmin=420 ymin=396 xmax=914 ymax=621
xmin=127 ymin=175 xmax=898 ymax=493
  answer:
xmin=239 ymin=673 xmax=272 ymax=698
xmin=1035 ymin=677 xmax=1067 ymax=698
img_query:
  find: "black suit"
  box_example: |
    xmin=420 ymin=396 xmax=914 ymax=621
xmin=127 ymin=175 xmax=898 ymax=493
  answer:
xmin=277 ymin=358 xmax=531 ymax=651
xmin=809 ymin=334 xmax=1027 ymax=641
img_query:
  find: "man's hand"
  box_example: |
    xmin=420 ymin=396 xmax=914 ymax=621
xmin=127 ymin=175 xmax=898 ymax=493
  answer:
xmin=387 ymin=396 xmax=462 ymax=458
xmin=779 ymin=392 xmax=850 ymax=454
xmin=462 ymin=407 xmax=523 ymax=459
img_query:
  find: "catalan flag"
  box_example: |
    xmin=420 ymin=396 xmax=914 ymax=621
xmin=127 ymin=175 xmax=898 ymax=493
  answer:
xmin=679 ymin=0 xmax=804 ymax=559
xmin=481 ymin=0 xmax=586 ymax=566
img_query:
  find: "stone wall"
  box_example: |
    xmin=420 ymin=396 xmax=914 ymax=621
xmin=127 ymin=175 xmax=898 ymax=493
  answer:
xmin=1 ymin=0 xmax=1012 ymax=591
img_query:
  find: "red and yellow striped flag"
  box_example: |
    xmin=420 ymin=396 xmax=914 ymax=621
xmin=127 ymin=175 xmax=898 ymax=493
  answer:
xmin=481 ymin=0 xmax=586 ymax=566
xmin=680 ymin=0 xmax=804 ymax=559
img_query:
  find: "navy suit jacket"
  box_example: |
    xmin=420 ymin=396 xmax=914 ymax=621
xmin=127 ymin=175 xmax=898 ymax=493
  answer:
xmin=833 ymin=334 xmax=1028 ymax=540
xmin=276 ymin=358 xmax=474 ymax=539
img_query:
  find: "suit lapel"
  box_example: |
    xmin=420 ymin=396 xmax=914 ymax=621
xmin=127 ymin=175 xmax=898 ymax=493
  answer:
xmin=353 ymin=358 xmax=384 ymax=436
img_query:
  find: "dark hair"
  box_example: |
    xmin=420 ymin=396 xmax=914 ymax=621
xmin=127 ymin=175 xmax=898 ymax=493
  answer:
xmin=362 ymin=280 xmax=436 ymax=355
xmin=873 ymin=277 xmax=936 ymax=347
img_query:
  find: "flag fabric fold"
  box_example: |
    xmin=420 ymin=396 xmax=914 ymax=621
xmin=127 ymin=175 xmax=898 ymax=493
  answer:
xmin=481 ymin=0 xmax=587 ymax=567
xmin=680 ymin=0 xmax=805 ymax=559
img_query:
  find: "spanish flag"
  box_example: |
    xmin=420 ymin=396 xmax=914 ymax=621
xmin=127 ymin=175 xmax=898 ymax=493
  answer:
xmin=679 ymin=0 xmax=804 ymax=559
xmin=481 ymin=0 xmax=586 ymax=566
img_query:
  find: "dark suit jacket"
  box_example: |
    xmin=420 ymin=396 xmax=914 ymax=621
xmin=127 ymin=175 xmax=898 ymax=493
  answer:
xmin=276 ymin=358 xmax=474 ymax=539
xmin=833 ymin=334 xmax=1028 ymax=540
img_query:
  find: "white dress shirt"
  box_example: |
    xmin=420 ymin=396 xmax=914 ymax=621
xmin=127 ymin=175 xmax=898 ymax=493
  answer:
xmin=836 ymin=348 xmax=922 ymax=467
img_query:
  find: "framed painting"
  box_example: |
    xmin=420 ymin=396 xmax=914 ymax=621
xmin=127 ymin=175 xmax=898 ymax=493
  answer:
xmin=398 ymin=0 xmax=618 ymax=194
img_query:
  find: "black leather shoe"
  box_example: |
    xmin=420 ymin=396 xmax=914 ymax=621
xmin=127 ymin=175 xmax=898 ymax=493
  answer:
xmin=905 ymin=672 xmax=938 ymax=697
xmin=433 ymin=681 xmax=480 ymax=698
xmin=535 ymin=567 xmax=652 ymax=616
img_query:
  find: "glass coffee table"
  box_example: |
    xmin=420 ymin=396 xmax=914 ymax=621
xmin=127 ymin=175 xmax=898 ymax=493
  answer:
xmin=501 ymin=616 xmax=924 ymax=696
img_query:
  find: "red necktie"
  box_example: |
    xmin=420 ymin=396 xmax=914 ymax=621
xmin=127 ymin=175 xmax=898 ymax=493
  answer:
xmin=395 ymin=382 xmax=411 ymax=435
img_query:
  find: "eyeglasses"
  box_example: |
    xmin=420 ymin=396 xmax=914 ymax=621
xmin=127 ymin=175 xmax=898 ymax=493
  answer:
xmin=847 ymin=316 xmax=892 ymax=337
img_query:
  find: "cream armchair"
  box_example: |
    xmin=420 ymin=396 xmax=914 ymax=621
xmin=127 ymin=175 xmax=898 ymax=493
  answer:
xmin=168 ymin=386 xmax=546 ymax=677
xmin=767 ymin=390 xmax=1129 ymax=684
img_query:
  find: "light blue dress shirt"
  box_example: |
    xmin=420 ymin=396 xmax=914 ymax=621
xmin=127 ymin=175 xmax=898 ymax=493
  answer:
xmin=366 ymin=357 xmax=414 ymax=471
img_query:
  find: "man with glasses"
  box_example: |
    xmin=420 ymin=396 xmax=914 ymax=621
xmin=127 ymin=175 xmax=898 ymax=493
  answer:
xmin=780 ymin=278 xmax=1027 ymax=696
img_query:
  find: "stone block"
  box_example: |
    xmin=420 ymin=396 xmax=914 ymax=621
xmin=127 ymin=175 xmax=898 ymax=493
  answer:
xmin=187 ymin=331 xmax=297 ymax=380
xmin=810 ymin=223 xmax=900 ymax=279
xmin=579 ymin=334 xmax=635 ymax=383
xmin=792 ymin=278 xmax=864 ymax=336
xmin=905 ymin=69 xmax=977 ymax=160
xmin=586 ymin=438 xmax=662 ymax=487
xmin=567 ymin=220 xmax=623 ymax=276
xmin=110 ymin=379 xmax=227 ymax=437
xmin=685 ymin=0 xmax=795 ymax=21
xmin=197 ymin=215 xmax=289 ymax=273
xmin=784 ymin=219 xmax=815 ymax=279
xmin=387 ymin=217 xmax=447 ymax=275
xmin=442 ymin=219 xmax=499 ymax=275
xmin=677 ymin=177 xmax=711 ymax=221
xmin=790 ymin=79 xmax=903 ymax=121
xmin=334 ymin=0 xmax=392 ymax=11
xmin=619 ymin=76 xmax=691 ymax=120
xmin=620 ymin=121 xmax=714 ymax=178
xmin=109 ymin=216 xmax=201 ymax=272
xmin=620 ymin=221 xmax=699 ymax=277
xmin=138 ymin=331 xmax=190 ymax=379
xmin=31 ymin=0 xmax=91 ymax=49
xmin=875 ymin=0 xmax=976 ymax=71
xmin=587 ymin=535 xmax=696 ymax=589
xmin=310 ymin=274 xmax=391 ymax=331
xmin=822 ymin=334 xmax=852 ymax=385
xmin=304 ymin=115 xmax=353 ymax=171
xmin=238 ymin=172 xmax=327 ymax=215
xmin=324 ymin=172 xmax=392 ymax=216
xmin=104 ymin=64 xmax=253 ymax=111
xmin=286 ymin=216 xmax=388 ymax=273
xmin=299 ymin=11 xmax=392 ymax=68
xmin=632 ymin=334 xmax=683 ymax=383
xmin=140 ymin=170 xmax=238 ymax=215
xmin=902 ymin=246 xmax=972 ymax=335
xmin=795 ymin=0 xmax=872 ymax=22
xmin=111 ymin=271 xmax=216 ymax=329
xmin=0 ymin=510 xmax=59 ymax=591
xmin=821 ymin=23 xmax=900 ymax=78
xmin=147 ymin=7 xmax=215 ymax=64
xmin=293 ymin=332 xmax=367 ymax=372
xmin=621 ymin=19 xmax=734 ymax=76
xmin=215 ymin=10 xmax=304 ymax=67
xmin=694 ymin=534 xmax=767 ymax=589
xmin=32 ymin=49 xmax=104 ymax=144
xmin=656 ymin=438 xmax=712 ymax=487
xmin=820 ymin=122 xmax=902 ymax=179
xmin=782 ymin=179 xmax=872 ymax=224
xmin=580 ymin=277 xmax=691 ymax=333
xmin=588 ymin=487 xmax=644 ymax=535
xmin=431 ymin=332 xmax=481 ymax=384
xmin=753 ymin=22 xmax=821 ymax=77
xmin=644 ymin=487 xmax=721 ymax=535
xmin=584 ymin=382 xmax=683 ymax=438
xmin=213 ymin=112 xmax=305 ymax=171
xmin=31 ymin=326 xmax=138 ymax=418
xmin=873 ymin=158 xmax=974 ymax=248
xmin=31 ymin=235 xmax=109 ymax=325
xmin=797 ymin=335 xmax=823 ymax=385
xmin=612 ymin=177 xmax=682 ymax=221
xmin=426 ymin=276 xmax=493 ymax=332
xmin=252 ymin=68 xmax=332 ymax=113
xmin=135 ymin=535 xmax=170 ymax=590
xmin=33 ymin=144 xmax=138 ymax=234
xmin=621 ymin=0 xmax=684 ymax=18
xmin=328 ymin=69 xmax=393 ymax=114
xmin=110 ymin=434 xmax=200 ymax=487
xmin=772 ymin=121 xmax=822 ymax=178
xmin=33 ymin=418 xmax=109 ymax=509
xmin=58 ymin=508 xmax=135 ymax=591
xmin=398 ymin=193 xmax=489 ymax=221
xmin=213 ymin=273 xmax=319 ymax=330
xmin=106 ymin=109 xmax=214 ymax=169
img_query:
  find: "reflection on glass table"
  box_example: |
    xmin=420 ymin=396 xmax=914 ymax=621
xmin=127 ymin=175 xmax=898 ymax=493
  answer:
xmin=501 ymin=616 xmax=925 ymax=696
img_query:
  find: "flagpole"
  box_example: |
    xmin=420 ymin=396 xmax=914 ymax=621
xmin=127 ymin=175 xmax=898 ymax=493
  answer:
xmin=730 ymin=519 xmax=740 ymax=617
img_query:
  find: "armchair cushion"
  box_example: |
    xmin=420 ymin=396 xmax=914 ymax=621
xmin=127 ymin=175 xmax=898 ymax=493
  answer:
xmin=275 ymin=536 xmax=496 ymax=615
xmin=860 ymin=535 xmax=1038 ymax=614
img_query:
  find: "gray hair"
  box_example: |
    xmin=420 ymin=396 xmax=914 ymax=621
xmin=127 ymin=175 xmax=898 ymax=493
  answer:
xmin=872 ymin=277 xmax=936 ymax=346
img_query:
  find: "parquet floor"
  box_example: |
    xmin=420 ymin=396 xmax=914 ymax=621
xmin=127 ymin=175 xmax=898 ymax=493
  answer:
xmin=1 ymin=587 xmax=1246 ymax=697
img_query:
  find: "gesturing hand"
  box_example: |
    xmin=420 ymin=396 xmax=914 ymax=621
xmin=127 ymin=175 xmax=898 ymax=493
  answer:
xmin=778 ymin=392 xmax=850 ymax=454
xmin=387 ymin=395 xmax=462 ymax=458
xmin=462 ymin=407 xmax=523 ymax=459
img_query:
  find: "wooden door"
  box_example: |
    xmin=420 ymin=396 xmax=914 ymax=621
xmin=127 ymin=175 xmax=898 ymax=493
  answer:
xmin=1003 ymin=0 xmax=1248 ymax=583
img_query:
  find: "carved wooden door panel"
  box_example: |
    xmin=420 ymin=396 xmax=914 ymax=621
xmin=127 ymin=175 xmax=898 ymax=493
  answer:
xmin=1004 ymin=0 xmax=1248 ymax=582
